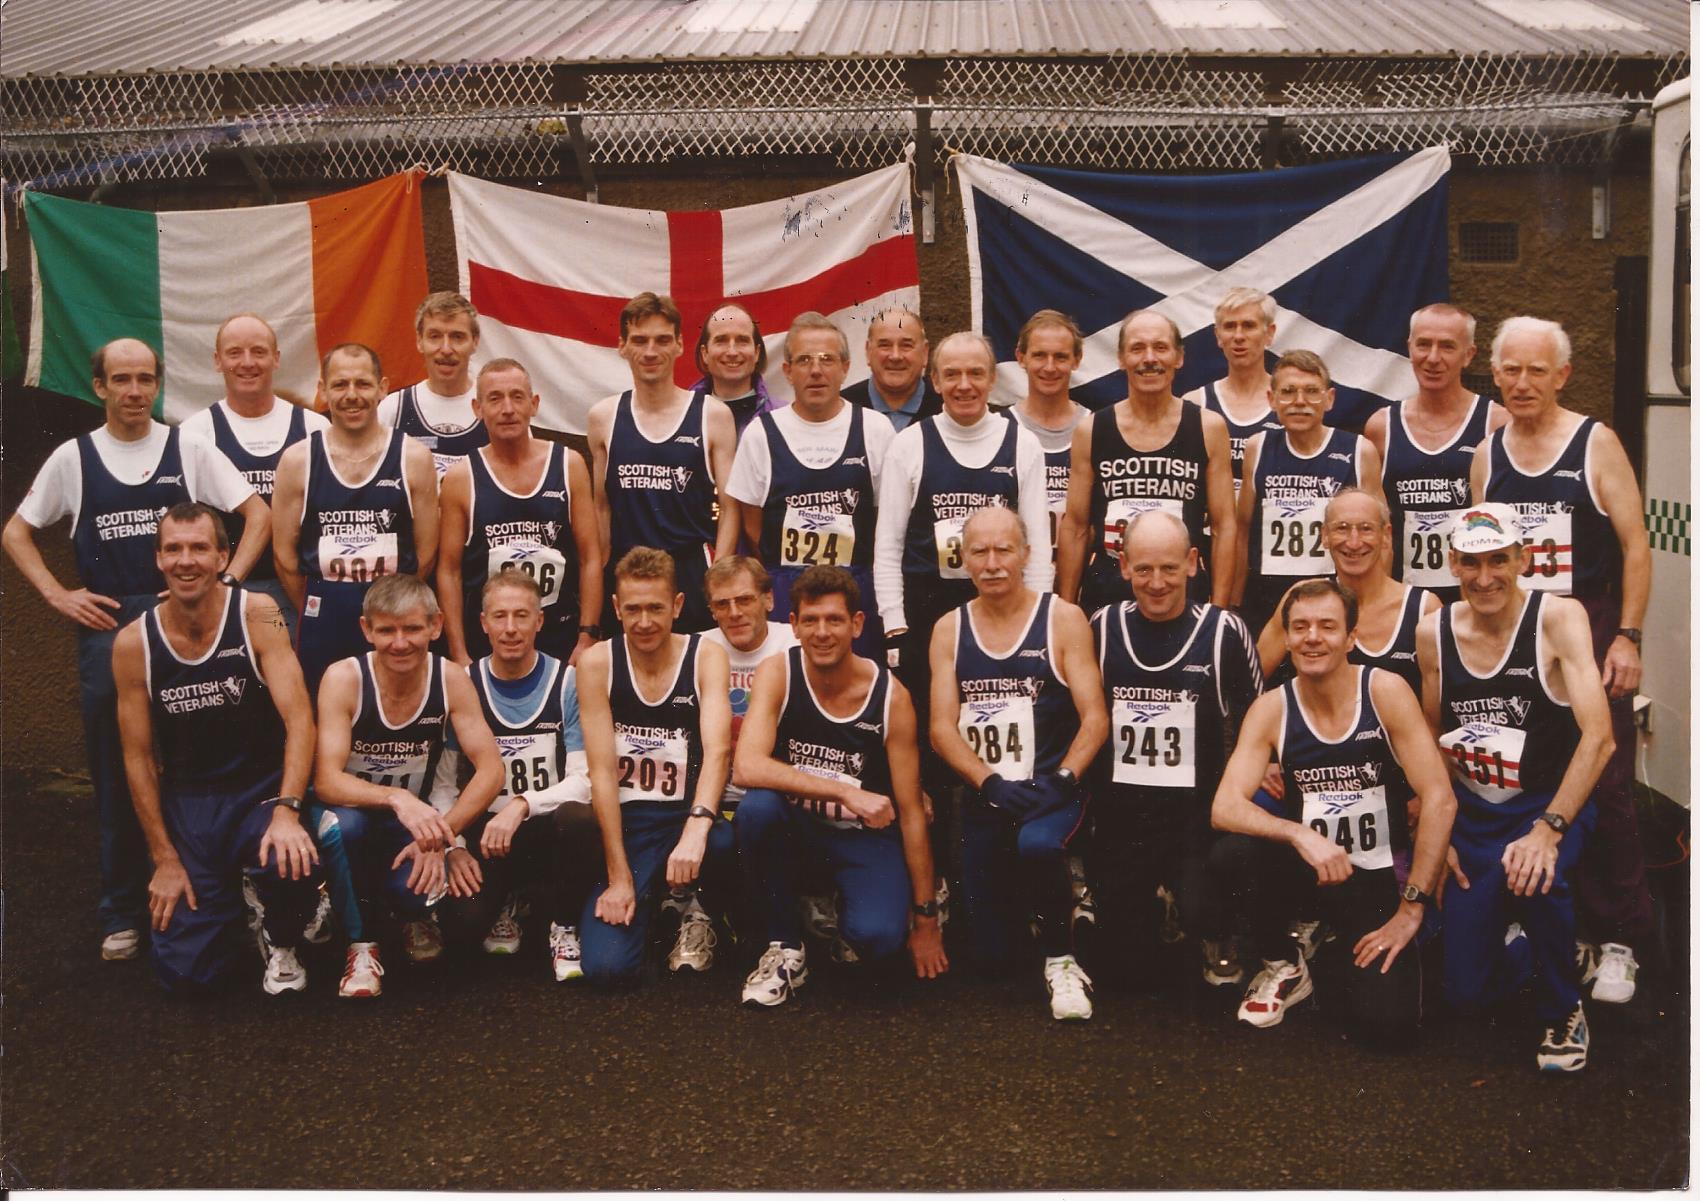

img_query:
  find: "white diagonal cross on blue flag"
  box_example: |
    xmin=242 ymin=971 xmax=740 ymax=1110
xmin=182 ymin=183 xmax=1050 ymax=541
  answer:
xmin=958 ymin=148 xmax=1452 ymax=429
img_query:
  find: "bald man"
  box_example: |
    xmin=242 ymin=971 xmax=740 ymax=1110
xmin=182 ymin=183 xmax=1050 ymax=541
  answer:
xmin=181 ymin=313 xmax=330 ymax=635
xmin=4 ymin=338 xmax=268 ymax=959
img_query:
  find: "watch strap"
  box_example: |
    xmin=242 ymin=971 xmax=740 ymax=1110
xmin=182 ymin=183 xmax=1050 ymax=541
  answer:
xmin=688 ymin=805 xmax=720 ymax=823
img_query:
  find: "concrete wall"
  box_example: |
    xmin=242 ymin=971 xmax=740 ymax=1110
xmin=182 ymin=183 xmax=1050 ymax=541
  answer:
xmin=0 ymin=156 xmax=1654 ymax=768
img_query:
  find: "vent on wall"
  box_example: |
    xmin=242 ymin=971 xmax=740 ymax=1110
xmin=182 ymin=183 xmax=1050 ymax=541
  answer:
xmin=1459 ymin=222 xmax=1520 ymax=264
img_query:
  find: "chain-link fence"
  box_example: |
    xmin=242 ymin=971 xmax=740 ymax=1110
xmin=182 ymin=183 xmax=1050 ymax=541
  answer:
xmin=2 ymin=51 xmax=1688 ymax=193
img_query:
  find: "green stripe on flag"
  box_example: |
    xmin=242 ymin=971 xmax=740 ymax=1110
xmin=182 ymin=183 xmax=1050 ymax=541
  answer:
xmin=24 ymin=191 xmax=161 ymax=409
xmin=1644 ymin=498 xmax=1691 ymax=556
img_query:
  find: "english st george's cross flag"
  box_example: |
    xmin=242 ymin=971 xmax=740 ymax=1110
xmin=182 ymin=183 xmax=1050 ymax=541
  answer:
xmin=958 ymin=147 xmax=1451 ymax=429
xmin=25 ymin=172 xmax=429 ymax=421
xmin=449 ymin=164 xmax=919 ymax=435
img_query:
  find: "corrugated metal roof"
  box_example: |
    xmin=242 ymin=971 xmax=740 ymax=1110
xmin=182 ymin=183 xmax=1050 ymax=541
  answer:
xmin=1 ymin=0 xmax=1687 ymax=77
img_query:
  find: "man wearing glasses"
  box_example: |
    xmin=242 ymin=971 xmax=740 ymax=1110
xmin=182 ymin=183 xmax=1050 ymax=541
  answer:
xmin=1233 ymin=350 xmax=1383 ymax=638
xmin=725 ymin=312 xmax=896 ymax=657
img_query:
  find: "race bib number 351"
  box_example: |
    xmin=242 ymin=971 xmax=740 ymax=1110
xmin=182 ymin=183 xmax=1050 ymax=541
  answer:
xmin=1301 ymin=785 xmax=1392 ymax=870
xmin=1438 ymin=720 xmax=1527 ymax=804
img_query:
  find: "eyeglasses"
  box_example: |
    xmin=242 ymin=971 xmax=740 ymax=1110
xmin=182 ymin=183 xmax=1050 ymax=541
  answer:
xmin=709 ymin=593 xmax=762 ymax=613
xmin=1274 ymin=385 xmax=1328 ymax=400
xmin=789 ymin=353 xmax=842 ymax=369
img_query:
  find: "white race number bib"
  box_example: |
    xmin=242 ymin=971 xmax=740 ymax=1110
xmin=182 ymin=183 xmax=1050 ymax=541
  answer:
xmin=959 ymin=695 xmax=1036 ymax=781
xmin=934 ymin=516 xmax=969 ymax=579
xmin=614 ymin=728 xmax=688 ymax=804
xmin=789 ymin=763 xmax=863 ymax=829
xmin=1438 ymin=721 xmax=1528 ymax=804
xmin=1512 ymin=509 xmax=1573 ymax=593
xmin=1112 ymin=697 xmax=1195 ymax=789
xmin=494 ymin=731 xmax=560 ymax=805
xmin=488 ymin=541 xmax=566 ymax=606
xmin=1261 ymin=497 xmax=1331 ymax=577
xmin=1102 ymin=497 xmax=1184 ymax=557
xmin=1301 ymin=785 xmax=1392 ymax=870
xmin=319 ymin=531 xmax=399 ymax=584
xmin=1404 ymin=508 xmax=1464 ymax=589
xmin=782 ymin=507 xmax=854 ymax=567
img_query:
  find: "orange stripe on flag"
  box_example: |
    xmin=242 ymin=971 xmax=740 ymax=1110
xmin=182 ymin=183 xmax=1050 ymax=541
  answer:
xmin=308 ymin=174 xmax=429 ymax=391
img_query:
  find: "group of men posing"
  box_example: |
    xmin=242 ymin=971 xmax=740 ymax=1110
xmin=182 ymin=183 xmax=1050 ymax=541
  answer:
xmin=4 ymin=282 xmax=1655 ymax=1072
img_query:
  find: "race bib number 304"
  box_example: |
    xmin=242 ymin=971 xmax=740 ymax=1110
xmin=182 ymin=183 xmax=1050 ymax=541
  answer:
xmin=1438 ymin=720 xmax=1527 ymax=804
xmin=319 ymin=531 xmax=399 ymax=583
xmin=959 ymin=695 xmax=1036 ymax=781
xmin=1301 ymin=785 xmax=1392 ymax=870
xmin=488 ymin=542 xmax=566 ymax=606
xmin=1112 ymin=697 xmax=1195 ymax=788
xmin=614 ymin=728 xmax=688 ymax=803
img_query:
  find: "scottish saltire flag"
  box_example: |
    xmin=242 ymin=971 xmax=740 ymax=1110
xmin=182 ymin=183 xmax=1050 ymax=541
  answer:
xmin=958 ymin=148 xmax=1450 ymax=429
xmin=25 ymin=173 xmax=429 ymax=421
xmin=450 ymin=165 xmax=919 ymax=435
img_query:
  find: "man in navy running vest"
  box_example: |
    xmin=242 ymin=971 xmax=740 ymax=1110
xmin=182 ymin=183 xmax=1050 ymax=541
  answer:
xmin=272 ymin=343 xmax=439 ymax=695
xmin=4 ymin=338 xmax=268 ymax=961
xmin=378 ymin=292 xmax=488 ymax=479
xmin=1416 ymin=503 xmax=1615 ymax=1071
xmin=1214 ymin=578 xmax=1455 ymax=1047
xmin=1057 ymin=309 xmax=1237 ymax=615
xmin=1365 ymin=304 xmax=1508 ymax=606
xmin=1471 ymin=316 xmax=1654 ymax=1005
xmin=1007 ymin=309 xmax=1091 ymax=555
xmin=313 ymin=574 xmax=505 ymax=997
xmin=930 ymin=505 xmax=1107 ymax=1020
xmin=1234 ymin=350 xmax=1382 ymax=636
xmin=1181 ymin=288 xmax=1282 ymax=496
xmin=181 ymin=313 xmax=330 ymax=636
xmin=734 ymin=564 xmax=948 ymax=1006
xmin=726 ymin=312 xmax=895 ymax=657
xmin=587 ymin=293 xmax=740 ymax=635
xmin=577 ymin=547 xmax=736 ymax=986
xmin=112 ymin=502 xmax=321 ymax=995
xmin=437 ymin=357 xmax=602 ymax=668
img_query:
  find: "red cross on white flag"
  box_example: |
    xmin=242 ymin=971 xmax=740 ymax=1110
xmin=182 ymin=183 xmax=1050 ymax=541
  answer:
xmin=450 ymin=165 xmax=920 ymax=434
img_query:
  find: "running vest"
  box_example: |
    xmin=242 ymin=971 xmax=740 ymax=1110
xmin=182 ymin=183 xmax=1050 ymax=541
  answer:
xmin=71 ymin=428 xmax=191 ymax=596
xmin=472 ymin=653 xmax=569 ymax=813
xmin=346 ymin=652 xmax=448 ymax=802
xmin=1085 ymin=402 xmax=1209 ymax=590
xmin=298 ymin=430 xmax=416 ymax=584
xmin=607 ymin=634 xmax=702 ymax=806
xmin=1094 ymin=601 xmax=1238 ymax=815
xmin=604 ymin=391 xmax=718 ymax=566
xmin=901 ymin=416 xmax=1021 ymax=608
xmin=1382 ymin=396 xmax=1487 ymax=591
xmin=207 ymin=402 xmax=308 ymax=582
xmin=757 ymin=407 xmax=877 ymax=573
xmin=1348 ymin=584 xmax=1429 ymax=695
xmin=142 ymin=588 xmax=283 ymax=792
xmin=1483 ymin=419 xmax=1620 ymax=598
xmin=1248 ymin=427 xmax=1361 ymax=587
xmin=773 ymin=645 xmax=893 ymax=829
xmin=1202 ymin=380 xmax=1282 ymax=490
xmin=1278 ymin=666 xmax=1403 ymax=870
xmin=953 ymin=593 xmax=1078 ymax=780
xmin=463 ymin=444 xmax=578 ymax=630
xmin=395 ymin=384 xmax=488 ymax=477
xmin=1436 ymin=592 xmax=1578 ymax=813
xmin=1007 ymin=402 xmax=1086 ymax=548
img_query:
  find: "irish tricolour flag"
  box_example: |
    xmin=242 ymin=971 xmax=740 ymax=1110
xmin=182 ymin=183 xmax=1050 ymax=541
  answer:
xmin=25 ymin=173 xmax=429 ymax=422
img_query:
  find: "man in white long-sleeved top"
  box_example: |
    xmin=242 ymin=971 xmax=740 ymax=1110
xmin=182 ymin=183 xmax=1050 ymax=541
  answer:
xmin=428 ymin=569 xmax=599 ymax=982
xmin=872 ymin=331 xmax=1051 ymax=808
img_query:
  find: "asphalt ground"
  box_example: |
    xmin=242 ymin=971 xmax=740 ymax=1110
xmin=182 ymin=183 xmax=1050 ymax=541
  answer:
xmin=2 ymin=769 xmax=1689 ymax=1191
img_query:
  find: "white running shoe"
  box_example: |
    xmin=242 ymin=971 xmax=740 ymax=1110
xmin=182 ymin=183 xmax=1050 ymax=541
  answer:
xmin=262 ymin=944 xmax=308 ymax=995
xmin=303 ymin=887 xmax=334 ymax=945
xmin=100 ymin=929 xmax=141 ymax=961
xmin=402 ymin=917 xmax=443 ymax=964
xmin=549 ymin=922 xmax=584 ymax=982
xmin=339 ymin=941 xmax=384 ymax=998
xmin=1590 ymin=942 xmax=1638 ymax=1005
xmin=742 ymin=942 xmax=807 ymax=1006
xmin=482 ymin=895 xmax=523 ymax=955
xmin=1201 ymin=937 xmax=1245 ymax=986
xmin=1238 ymin=958 xmax=1313 ymax=1028
xmin=1537 ymin=1002 xmax=1590 ymax=1072
xmin=1044 ymin=955 xmax=1093 ymax=1021
xmin=669 ymin=912 xmax=717 ymax=973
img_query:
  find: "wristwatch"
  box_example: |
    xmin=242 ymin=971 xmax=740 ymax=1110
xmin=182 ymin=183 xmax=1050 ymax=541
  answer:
xmin=913 ymin=899 xmax=942 ymax=919
xmin=1617 ymin=628 xmax=1643 ymax=647
xmin=581 ymin=623 xmax=605 ymax=641
xmin=688 ymin=805 xmax=719 ymax=823
xmin=273 ymin=795 xmax=303 ymax=813
xmin=1537 ymin=812 xmax=1570 ymax=835
xmin=218 ymin=572 xmax=240 ymax=588
xmin=1400 ymin=883 xmax=1431 ymax=906
xmin=1054 ymin=767 xmax=1077 ymax=786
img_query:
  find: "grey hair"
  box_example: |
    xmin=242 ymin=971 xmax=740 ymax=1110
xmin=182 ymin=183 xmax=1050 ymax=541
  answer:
xmin=1214 ymin=288 xmax=1276 ymax=326
xmin=1491 ymin=316 xmax=1571 ymax=370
